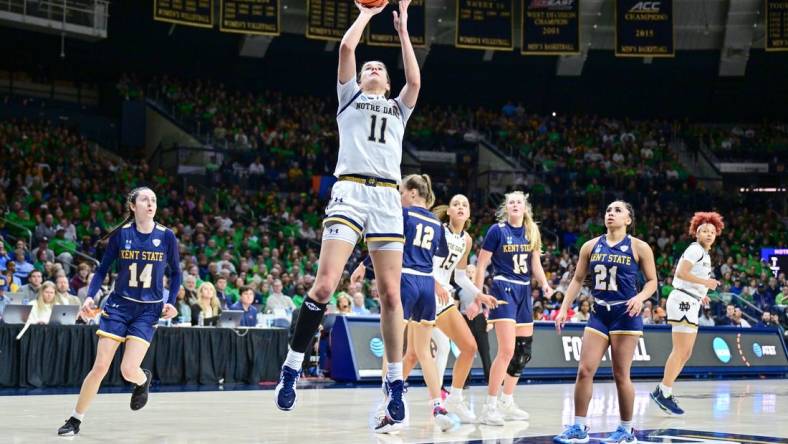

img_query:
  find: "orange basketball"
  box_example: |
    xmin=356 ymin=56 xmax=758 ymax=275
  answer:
xmin=358 ymin=0 xmax=387 ymax=8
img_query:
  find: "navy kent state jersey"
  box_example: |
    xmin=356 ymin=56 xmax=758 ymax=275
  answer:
xmin=402 ymin=207 xmax=444 ymax=274
xmin=93 ymin=222 xmax=181 ymax=305
xmin=481 ymin=222 xmax=533 ymax=283
xmin=589 ymin=235 xmax=639 ymax=302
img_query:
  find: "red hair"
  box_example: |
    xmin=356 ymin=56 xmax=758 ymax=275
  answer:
xmin=688 ymin=212 xmax=724 ymax=236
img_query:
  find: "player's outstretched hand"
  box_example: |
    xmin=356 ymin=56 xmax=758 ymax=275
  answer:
xmin=705 ymin=279 xmax=720 ymax=290
xmin=161 ymin=303 xmax=178 ymax=320
xmin=475 ymin=292 xmax=498 ymax=309
xmin=393 ymin=0 xmax=410 ymax=34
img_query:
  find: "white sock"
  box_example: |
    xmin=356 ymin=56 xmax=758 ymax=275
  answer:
xmin=284 ymin=348 xmax=305 ymax=370
xmin=71 ymin=410 xmax=84 ymax=421
xmin=574 ymin=416 xmax=586 ymax=427
xmin=487 ymin=395 xmax=498 ymax=406
xmin=620 ymin=420 xmax=633 ymax=433
xmin=500 ymin=393 xmax=514 ymax=405
xmin=448 ymin=387 xmax=463 ymax=401
xmin=386 ymin=362 xmax=403 ymax=382
xmin=659 ymin=383 xmax=672 ymax=397
xmin=432 ymin=398 xmax=443 ymax=409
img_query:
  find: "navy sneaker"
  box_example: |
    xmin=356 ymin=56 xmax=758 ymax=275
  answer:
xmin=650 ymin=385 xmax=684 ymax=416
xmin=274 ymin=365 xmax=300 ymax=411
xmin=385 ymin=379 xmax=407 ymax=423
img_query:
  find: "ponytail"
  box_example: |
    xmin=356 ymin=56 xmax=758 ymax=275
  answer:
xmin=402 ymin=174 xmax=435 ymax=209
xmin=96 ymin=186 xmax=152 ymax=246
xmin=431 ymin=205 xmax=449 ymax=223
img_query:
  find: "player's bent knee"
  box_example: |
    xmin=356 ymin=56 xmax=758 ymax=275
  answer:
xmin=120 ymin=363 xmax=140 ymax=382
xmin=506 ymin=336 xmax=532 ymax=378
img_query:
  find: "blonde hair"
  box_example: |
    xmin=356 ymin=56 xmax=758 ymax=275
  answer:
xmin=496 ymin=191 xmax=541 ymax=251
xmin=35 ymin=281 xmax=57 ymax=311
xmin=197 ymin=282 xmax=220 ymax=314
xmin=432 ymin=194 xmax=471 ymax=231
xmin=402 ymin=174 xmax=436 ymax=208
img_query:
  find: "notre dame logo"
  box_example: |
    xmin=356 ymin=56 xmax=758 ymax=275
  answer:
xmin=679 ymin=301 xmax=691 ymax=312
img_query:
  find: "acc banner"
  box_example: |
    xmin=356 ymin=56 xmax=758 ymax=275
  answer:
xmin=456 ymin=0 xmax=515 ymax=50
xmin=521 ymin=0 xmax=579 ymax=55
xmin=307 ymin=0 xmax=362 ymax=41
xmin=766 ymin=0 xmax=788 ymax=51
xmin=615 ymin=0 xmax=674 ymax=57
xmin=154 ymin=0 xmax=214 ymax=28
xmin=220 ymin=0 xmax=280 ymax=35
xmin=367 ymin=0 xmax=426 ymax=47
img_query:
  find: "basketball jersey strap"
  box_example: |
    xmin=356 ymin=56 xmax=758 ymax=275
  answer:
xmin=337 ymin=90 xmax=363 ymax=117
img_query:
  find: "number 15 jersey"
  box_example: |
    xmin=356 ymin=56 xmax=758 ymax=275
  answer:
xmin=481 ymin=222 xmax=534 ymax=284
xmin=335 ymin=80 xmax=414 ymax=183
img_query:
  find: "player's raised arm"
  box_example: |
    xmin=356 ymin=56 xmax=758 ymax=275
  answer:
xmin=338 ymin=2 xmax=386 ymax=84
xmin=393 ymin=0 xmax=420 ymax=108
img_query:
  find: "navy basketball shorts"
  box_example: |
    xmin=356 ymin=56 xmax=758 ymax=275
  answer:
xmin=488 ymin=278 xmax=533 ymax=326
xmin=586 ymin=300 xmax=643 ymax=339
xmin=401 ymin=273 xmax=436 ymax=325
xmin=97 ymin=293 xmax=164 ymax=345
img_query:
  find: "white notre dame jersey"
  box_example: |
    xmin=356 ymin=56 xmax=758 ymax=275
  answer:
xmin=434 ymin=224 xmax=469 ymax=291
xmin=672 ymin=242 xmax=712 ymax=299
xmin=335 ymin=80 xmax=413 ymax=182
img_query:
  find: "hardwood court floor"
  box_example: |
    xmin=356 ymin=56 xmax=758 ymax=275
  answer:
xmin=2 ymin=379 xmax=786 ymax=443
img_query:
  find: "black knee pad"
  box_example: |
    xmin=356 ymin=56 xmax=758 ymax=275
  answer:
xmin=506 ymin=336 xmax=533 ymax=378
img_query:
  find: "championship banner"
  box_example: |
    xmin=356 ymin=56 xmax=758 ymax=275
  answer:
xmin=306 ymin=0 xmax=362 ymax=41
xmin=766 ymin=0 xmax=788 ymax=51
xmin=521 ymin=0 xmax=580 ymax=55
xmin=220 ymin=0 xmax=280 ymax=36
xmin=331 ymin=318 xmax=788 ymax=382
xmin=367 ymin=0 xmax=426 ymax=47
xmin=154 ymin=0 xmax=214 ymax=28
xmin=455 ymin=0 xmax=514 ymax=50
xmin=615 ymin=0 xmax=674 ymax=57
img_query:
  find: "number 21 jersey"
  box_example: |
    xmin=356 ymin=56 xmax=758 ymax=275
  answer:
xmin=589 ymin=235 xmax=639 ymax=302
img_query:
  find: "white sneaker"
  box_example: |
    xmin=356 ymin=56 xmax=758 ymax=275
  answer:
xmin=445 ymin=396 xmax=477 ymax=424
xmin=433 ymin=405 xmax=458 ymax=432
xmin=479 ymin=403 xmax=505 ymax=426
xmin=499 ymin=400 xmax=530 ymax=421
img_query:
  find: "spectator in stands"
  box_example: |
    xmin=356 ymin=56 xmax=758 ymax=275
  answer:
xmin=174 ymin=287 xmax=192 ymax=325
xmin=183 ymin=275 xmax=198 ymax=305
xmin=35 ymin=214 xmax=57 ymax=243
xmin=12 ymin=249 xmax=34 ymax=281
xmin=756 ymin=311 xmax=776 ymax=328
xmin=698 ymin=306 xmax=716 ymax=327
xmin=642 ymin=306 xmax=654 ymax=325
xmin=58 ymin=217 xmax=78 ymax=243
xmin=652 ymin=307 xmax=667 ymax=325
xmin=191 ymin=281 xmax=221 ymax=326
xmin=717 ymin=303 xmax=736 ymax=326
xmin=17 ymin=270 xmax=43 ymax=303
xmin=27 ymin=281 xmax=57 ymax=324
xmin=265 ymin=279 xmax=294 ymax=313
xmin=350 ymin=291 xmax=369 ymax=316
xmin=54 ymin=275 xmax=80 ymax=305
xmin=0 ymin=276 xmax=9 ymax=320
xmin=776 ymin=285 xmax=788 ymax=306
xmin=0 ymin=243 xmax=8 ymax=271
xmin=69 ymin=263 xmax=91 ymax=294
xmin=571 ymin=299 xmax=591 ymax=323
xmin=365 ymin=284 xmax=381 ymax=314
xmin=230 ymin=286 xmax=258 ymax=327
xmin=32 ymin=237 xmax=55 ymax=264
xmin=215 ymin=276 xmax=231 ymax=309
xmin=2 ymin=262 xmax=21 ymax=292
xmin=336 ymin=292 xmax=352 ymax=316
xmin=731 ymin=307 xmax=751 ymax=328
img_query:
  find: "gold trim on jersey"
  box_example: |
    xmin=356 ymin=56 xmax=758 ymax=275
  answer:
xmin=407 ymin=211 xmax=440 ymax=224
xmin=365 ymin=236 xmax=405 ymax=243
xmin=436 ymin=304 xmax=458 ymax=320
xmin=126 ymin=335 xmax=151 ymax=346
xmin=323 ymin=217 xmax=363 ymax=235
xmin=667 ymin=319 xmax=699 ymax=329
